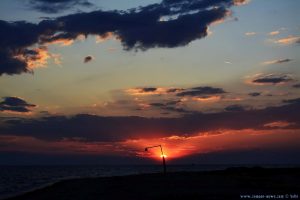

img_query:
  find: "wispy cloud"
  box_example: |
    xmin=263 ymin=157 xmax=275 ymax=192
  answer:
xmin=273 ymin=35 xmax=300 ymax=45
xmin=192 ymin=96 xmax=221 ymax=102
xmin=245 ymin=32 xmax=257 ymax=36
xmin=264 ymin=121 xmax=294 ymax=128
xmin=247 ymin=73 xmax=294 ymax=85
xmin=268 ymin=28 xmax=286 ymax=36
xmin=224 ymin=104 xmax=248 ymax=112
xmin=262 ymin=58 xmax=292 ymax=65
xmin=248 ymin=92 xmax=261 ymax=97
xmin=25 ymin=0 xmax=94 ymax=14
xmin=42 ymin=34 xmax=85 ymax=47
xmin=268 ymin=31 xmax=280 ymax=36
xmin=177 ymin=86 xmax=226 ymax=97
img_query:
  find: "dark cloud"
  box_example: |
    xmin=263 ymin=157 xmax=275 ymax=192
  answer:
xmin=149 ymin=100 xmax=182 ymax=107
xmin=0 ymin=0 xmax=247 ymax=75
xmin=224 ymin=105 xmax=247 ymax=112
xmin=274 ymin=59 xmax=292 ymax=64
xmin=248 ymin=92 xmax=261 ymax=97
xmin=150 ymin=100 xmax=189 ymax=114
xmin=0 ymin=20 xmax=54 ymax=75
xmin=150 ymin=100 xmax=180 ymax=107
xmin=163 ymin=106 xmax=195 ymax=114
xmin=55 ymin=3 xmax=228 ymax=50
xmin=84 ymin=55 xmax=93 ymax=63
xmin=39 ymin=111 xmax=51 ymax=116
xmin=166 ymin=88 xmax=183 ymax=93
xmin=1 ymin=98 xmax=299 ymax=142
xmin=293 ymin=84 xmax=300 ymax=88
xmin=177 ymin=86 xmax=225 ymax=97
xmin=127 ymin=87 xmax=159 ymax=95
xmin=251 ymin=74 xmax=293 ymax=85
xmin=0 ymin=97 xmax=36 ymax=113
xmin=150 ymin=103 xmax=165 ymax=107
xmin=165 ymin=100 xmax=182 ymax=105
xmin=283 ymin=98 xmax=300 ymax=105
xmin=27 ymin=0 xmax=94 ymax=14
xmin=263 ymin=59 xmax=292 ymax=65
xmin=141 ymin=87 xmax=157 ymax=92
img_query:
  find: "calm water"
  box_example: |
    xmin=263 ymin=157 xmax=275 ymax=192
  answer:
xmin=0 ymin=164 xmax=297 ymax=199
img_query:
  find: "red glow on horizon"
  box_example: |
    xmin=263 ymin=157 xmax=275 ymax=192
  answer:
xmin=1 ymin=129 xmax=300 ymax=160
xmin=123 ymin=129 xmax=300 ymax=162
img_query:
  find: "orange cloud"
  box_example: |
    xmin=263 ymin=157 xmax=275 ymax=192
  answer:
xmin=234 ymin=0 xmax=251 ymax=6
xmin=138 ymin=103 xmax=151 ymax=110
xmin=223 ymin=97 xmax=243 ymax=102
xmin=13 ymin=47 xmax=50 ymax=70
xmin=0 ymin=110 xmax=34 ymax=116
xmin=264 ymin=121 xmax=294 ymax=128
xmin=96 ymin=32 xmax=116 ymax=43
xmin=14 ymin=47 xmax=63 ymax=70
xmin=274 ymin=35 xmax=300 ymax=45
xmin=268 ymin=31 xmax=280 ymax=36
xmin=209 ymin=10 xmax=232 ymax=26
xmin=42 ymin=34 xmax=85 ymax=46
xmin=45 ymin=38 xmax=74 ymax=46
xmin=192 ymin=96 xmax=221 ymax=102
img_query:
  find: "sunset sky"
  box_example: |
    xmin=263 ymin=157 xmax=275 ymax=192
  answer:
xmin=0 ymin=0 xmax=300 ymax=165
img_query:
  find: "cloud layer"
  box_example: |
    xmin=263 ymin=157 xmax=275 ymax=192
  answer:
xmin=1 ymin=97 xmax=299 ymax=142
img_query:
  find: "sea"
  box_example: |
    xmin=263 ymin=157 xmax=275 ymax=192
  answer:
xmin=0 ymin=164 xmax=298 ymax=199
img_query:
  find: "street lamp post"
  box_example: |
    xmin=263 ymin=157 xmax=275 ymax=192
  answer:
xmin=145 ymin=145 xmax=167 ymax=175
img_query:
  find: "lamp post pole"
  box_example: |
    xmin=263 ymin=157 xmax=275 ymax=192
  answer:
xmin=145 ymin=145 xmax=167 ymax=175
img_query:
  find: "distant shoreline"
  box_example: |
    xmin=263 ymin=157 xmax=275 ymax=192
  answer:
xmin=5 ymin=167 xmax=300 ymax=200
